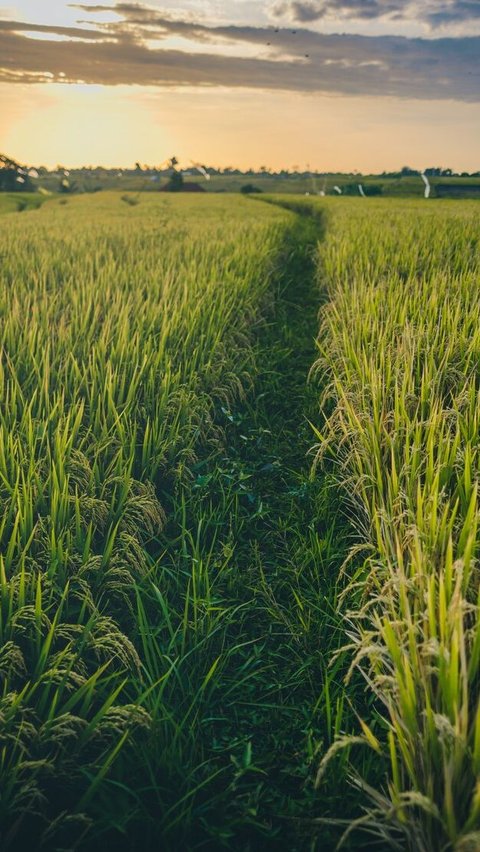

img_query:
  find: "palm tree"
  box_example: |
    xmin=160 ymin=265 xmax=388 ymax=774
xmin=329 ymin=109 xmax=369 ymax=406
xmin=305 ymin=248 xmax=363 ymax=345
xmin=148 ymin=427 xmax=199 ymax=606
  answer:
xmin=164 ymin=156 xmax=184 ymax=192
xmin=0 ymin=155 xmax=34 ymax=192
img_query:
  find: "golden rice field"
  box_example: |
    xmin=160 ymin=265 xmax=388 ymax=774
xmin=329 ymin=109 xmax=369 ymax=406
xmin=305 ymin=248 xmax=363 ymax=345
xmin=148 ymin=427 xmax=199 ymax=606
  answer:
xmin=0 ymin=192 xmax=479 ymax=851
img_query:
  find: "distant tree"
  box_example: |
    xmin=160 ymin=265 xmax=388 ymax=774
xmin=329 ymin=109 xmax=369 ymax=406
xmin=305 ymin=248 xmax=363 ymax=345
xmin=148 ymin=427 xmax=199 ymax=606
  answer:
xmin=400 ymin=166 xmax=420 ymax=177
xmin=0 ymin=154 xmax=34 ymax=192
xmin=240 ymin=184 xmax=262 ymax=194
xmin=160 ymin=156 xmax=184 ymax=191
xmin=165 ymin=170 xmax=184 ymax=192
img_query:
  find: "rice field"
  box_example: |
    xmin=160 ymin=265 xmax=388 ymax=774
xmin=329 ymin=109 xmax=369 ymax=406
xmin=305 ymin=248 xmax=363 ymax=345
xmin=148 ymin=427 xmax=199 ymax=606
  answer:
xmin=0 ymin=192 xmax=48 ymax=215
xmin=312 ymin=198 xmax=480 ymax=850
xmin=0 ymin=192 xmax=479 ymax=850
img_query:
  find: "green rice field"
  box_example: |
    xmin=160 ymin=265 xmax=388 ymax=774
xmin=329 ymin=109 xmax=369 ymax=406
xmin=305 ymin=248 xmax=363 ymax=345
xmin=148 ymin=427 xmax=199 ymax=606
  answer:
xmin=0 ymin=192 xmax=479 ymax=851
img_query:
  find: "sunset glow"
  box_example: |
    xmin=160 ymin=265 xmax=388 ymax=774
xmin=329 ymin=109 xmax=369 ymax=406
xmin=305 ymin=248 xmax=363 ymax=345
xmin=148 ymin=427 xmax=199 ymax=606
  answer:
xmin=1 ymin=1 xmax=479 ymax=171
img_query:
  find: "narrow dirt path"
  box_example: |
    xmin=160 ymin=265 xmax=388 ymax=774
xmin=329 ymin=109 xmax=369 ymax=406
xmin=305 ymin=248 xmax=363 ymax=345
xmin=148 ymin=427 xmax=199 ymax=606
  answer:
xmin=126 ymin=204 xmax=365 ymax=852
xmin=189 ymin=204 xmax=359 ymax=850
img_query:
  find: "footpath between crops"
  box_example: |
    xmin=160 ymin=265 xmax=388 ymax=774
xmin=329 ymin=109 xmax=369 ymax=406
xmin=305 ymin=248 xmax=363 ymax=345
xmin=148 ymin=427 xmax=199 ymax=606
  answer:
xmin=125 ymin=201 xmax=370 ymax=852
xmin=177 ymin=200 xmax=367 ymax=850
xmin=209 ymin=202 xmax=349 ymax=850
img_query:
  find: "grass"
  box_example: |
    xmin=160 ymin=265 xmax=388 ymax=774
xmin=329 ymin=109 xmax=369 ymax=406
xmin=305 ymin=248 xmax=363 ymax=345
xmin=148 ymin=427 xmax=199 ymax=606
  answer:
xmin=0 ymin=192 xmax=290 ymax=849
xmin=105 ymin=201 xmax=358 ymax=851
xmin=0 ymin=192 xmax=363 ymax=850
xmin=308 ymin=197 xmax=480 ymax=850
xmin=0 ymin=193 xmax=51 ymax=215
xmin=1 ymin=190 xmax=479 ymax=850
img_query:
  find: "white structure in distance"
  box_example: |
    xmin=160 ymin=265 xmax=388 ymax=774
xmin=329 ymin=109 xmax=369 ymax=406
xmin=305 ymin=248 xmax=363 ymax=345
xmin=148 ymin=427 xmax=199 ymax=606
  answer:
xmin=421 ymin=172 xmax=431 ymax=199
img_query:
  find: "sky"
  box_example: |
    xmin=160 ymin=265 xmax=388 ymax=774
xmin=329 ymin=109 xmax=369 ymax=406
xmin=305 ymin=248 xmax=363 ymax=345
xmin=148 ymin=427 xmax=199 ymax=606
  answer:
xmin=0 ymin=0 xmax=479 ymax=171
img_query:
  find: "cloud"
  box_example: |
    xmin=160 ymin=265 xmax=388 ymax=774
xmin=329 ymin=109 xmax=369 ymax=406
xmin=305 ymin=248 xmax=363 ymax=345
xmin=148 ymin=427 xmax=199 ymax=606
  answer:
xmin=0 ymin=5 xmax=478 ymax=101
xmin=0 ymin=19 xmax=108 ymax=40
xmin=272 ymin=0 xmax=401 ymax=23
xmin=271 ymin=0 xmax=480 ymax=27
xmin=426 ymin=0 xmax=480 ymax=27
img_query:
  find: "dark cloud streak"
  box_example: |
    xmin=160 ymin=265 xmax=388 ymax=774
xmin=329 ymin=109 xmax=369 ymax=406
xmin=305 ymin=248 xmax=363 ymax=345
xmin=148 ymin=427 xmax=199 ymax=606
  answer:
xmin=273 ymin=0 xmax=401 ymax=23
xmin=0 ymin=6 xmax=478 ymax=102
xmin=272 ymin=0 xmax=480 ymax=26
xmin=0 ymin=19 xmax=109 ymax=40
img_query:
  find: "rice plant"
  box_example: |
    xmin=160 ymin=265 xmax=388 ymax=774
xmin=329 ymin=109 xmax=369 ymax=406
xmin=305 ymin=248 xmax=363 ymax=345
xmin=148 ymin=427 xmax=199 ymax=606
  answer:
xmin=0 ymin=192 xmax=292 ymax=848
xmin=5 ymin=189 xmax=478 ymax=850
xmin=313 ymin=198 xmax=480 ymax=850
